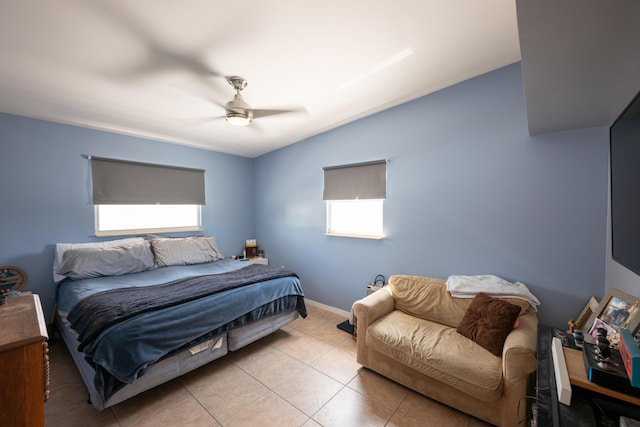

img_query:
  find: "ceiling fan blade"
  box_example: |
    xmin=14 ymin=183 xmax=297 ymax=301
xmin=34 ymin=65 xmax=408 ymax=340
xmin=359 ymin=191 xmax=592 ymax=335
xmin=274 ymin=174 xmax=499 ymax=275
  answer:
xmin=90 ymin=2 xmax=225 ymax=81
xmin=251 ymin=107 xmax=307 ymax=119
xmin=180 ymin=116 xmax=226 ymax=126
xmin=247 ymin=121 xmax=271 ymax=134
xmin=176 ymin=81 xmax=227 ymax=108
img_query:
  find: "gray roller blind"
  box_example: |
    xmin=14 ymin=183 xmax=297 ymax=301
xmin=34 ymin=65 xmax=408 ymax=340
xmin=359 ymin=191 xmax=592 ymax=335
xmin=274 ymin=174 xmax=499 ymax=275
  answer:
xmin=323 ymin=160 xmax=386 ymax=200
xmin=91 ymin=157 xmax=205 ymax=205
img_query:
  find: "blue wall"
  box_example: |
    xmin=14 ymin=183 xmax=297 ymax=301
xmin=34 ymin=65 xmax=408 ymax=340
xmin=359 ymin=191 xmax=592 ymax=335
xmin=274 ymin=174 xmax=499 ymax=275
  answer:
xmin=0 ymin=114 xmax=255 ymax=319
xmin=255 ymin=63 xmax=610 ymax=329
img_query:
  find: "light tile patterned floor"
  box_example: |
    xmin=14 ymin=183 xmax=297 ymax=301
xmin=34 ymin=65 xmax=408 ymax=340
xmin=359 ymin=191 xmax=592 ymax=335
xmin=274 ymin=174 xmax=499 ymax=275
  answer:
xmin=45 ymin=303 xmax=493 ymax=426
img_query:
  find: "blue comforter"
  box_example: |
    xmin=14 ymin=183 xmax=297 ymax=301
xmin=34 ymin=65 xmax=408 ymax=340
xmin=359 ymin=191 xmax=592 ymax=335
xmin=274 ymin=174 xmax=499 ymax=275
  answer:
xmin=56 ymin=259 xmax=306 ymax=400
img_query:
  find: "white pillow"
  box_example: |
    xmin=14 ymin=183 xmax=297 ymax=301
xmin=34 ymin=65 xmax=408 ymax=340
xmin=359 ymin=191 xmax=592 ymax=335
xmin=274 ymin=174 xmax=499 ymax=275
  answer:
xmin=56 ymin=241 xmax=154 ymax=280
xmin=53 ymin=237 xmax=145 ymax=283
xmin=149 ymin=236 xmax=224 ymax=267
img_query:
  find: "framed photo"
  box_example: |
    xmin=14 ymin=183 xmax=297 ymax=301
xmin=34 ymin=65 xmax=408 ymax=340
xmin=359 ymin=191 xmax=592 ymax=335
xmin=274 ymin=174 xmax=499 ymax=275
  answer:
xmin=574 ymin=296 xmax=599 ymax=331
xmin=588 ymin=317 xmax=616 ymax=339
xmin=586 ymin=288 xmax=640 ymax=335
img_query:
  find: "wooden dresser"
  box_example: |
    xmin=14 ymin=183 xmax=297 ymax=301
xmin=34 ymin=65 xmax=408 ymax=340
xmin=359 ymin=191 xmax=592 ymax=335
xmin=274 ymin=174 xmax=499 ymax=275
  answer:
xmin=0 ymin=294 xmax=50 ymax=427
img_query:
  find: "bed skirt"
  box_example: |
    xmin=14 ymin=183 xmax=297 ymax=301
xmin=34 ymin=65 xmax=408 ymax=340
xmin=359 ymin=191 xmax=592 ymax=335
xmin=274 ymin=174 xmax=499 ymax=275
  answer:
xmin=55 ymin=308 xmax=299 ymax=410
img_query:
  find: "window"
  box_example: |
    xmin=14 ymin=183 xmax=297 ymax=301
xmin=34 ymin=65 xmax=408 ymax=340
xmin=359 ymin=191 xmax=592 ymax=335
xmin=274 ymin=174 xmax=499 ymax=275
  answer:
xmin=323 ymin=159 xmax=386 ymax=239
xmin=326 ymin=199 xmax=383 ymax=239
xmin=95 ymin=204 xmax=202 ymax=236
xmin=90 ymin=157 xmax=205 ymax=236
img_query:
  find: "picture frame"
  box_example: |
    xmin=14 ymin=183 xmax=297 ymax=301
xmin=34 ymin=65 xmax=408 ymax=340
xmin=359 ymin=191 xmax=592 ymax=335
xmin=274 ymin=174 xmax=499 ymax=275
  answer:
xmin=574 ymin=296 xmax=599 ymax=331
xmin=588 ymin=317 xmax=617 ymax=339
xmin=585 ymin=288 xmax=640 ymax=336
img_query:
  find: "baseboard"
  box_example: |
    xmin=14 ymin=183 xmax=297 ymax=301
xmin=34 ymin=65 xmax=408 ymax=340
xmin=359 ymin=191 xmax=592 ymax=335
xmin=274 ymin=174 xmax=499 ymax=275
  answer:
xmin=304 ymin=298 xmax=350 ymax=318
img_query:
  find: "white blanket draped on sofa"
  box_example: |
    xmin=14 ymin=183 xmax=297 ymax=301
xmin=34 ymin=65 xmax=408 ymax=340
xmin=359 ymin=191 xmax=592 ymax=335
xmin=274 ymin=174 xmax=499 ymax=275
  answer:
xmin=445 ymin=274 xmax=540 ymax=311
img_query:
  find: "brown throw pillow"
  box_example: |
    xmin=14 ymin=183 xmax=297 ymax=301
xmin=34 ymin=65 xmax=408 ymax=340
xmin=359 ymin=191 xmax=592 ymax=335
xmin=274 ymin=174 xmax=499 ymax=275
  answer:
xmin=456 ymin=292 xmax=521 ymax=356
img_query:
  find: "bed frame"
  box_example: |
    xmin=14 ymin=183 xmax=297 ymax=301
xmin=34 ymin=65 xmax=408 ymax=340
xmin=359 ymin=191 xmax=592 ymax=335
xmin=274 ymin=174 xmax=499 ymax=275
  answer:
xmin=55 ymin=308 xmax=299 ymax=409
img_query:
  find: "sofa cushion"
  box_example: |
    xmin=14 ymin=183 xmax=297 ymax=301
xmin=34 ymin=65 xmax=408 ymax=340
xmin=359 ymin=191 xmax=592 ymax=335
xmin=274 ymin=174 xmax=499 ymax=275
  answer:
xmin=366 ymin=310 xmax=504 ymax=401
xmin=390 ymin=275 xmax=472 ymax=327
xmin=389 ymin=274 xmax=530 ymax=328
xmin=456 ymin=293 xmax=521 ymax=356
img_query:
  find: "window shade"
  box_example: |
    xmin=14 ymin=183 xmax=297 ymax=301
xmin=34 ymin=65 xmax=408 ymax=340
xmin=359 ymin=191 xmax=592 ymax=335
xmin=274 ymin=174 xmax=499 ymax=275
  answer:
xmin=91 ymin=157 xmax=205 ymax=205
xmin=323 ymin=160 xmax=386 ymax=200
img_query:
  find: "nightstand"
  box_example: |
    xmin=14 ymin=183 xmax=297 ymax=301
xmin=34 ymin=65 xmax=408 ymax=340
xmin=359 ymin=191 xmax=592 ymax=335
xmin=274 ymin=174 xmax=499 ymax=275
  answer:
xmin=244 ymin=257 xmax=268 ymax=265
xmin=367 ymin=284 xmax=384 ymax=295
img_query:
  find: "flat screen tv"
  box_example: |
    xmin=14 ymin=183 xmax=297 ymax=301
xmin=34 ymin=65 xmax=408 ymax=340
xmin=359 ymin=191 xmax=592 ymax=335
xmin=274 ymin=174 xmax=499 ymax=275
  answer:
xmin=610 ymin=89 xmax=640 ymax=275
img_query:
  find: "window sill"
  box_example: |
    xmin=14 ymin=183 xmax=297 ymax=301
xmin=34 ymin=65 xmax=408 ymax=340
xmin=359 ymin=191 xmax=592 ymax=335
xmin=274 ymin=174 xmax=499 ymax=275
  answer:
xmin=96 ymin=226 xmax=203 ymax=237
xmin=324 ymin=233 xmax=384 ymax=240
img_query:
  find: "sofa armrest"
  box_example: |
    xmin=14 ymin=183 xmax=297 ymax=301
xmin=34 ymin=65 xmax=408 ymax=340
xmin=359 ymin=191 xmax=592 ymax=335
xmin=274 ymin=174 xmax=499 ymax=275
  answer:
xmin=353 ymin=287 xmax=394 ymax=324
xmin=502 ymin=310 xmax=538 ymax=379
xmin=352 ymin=287 xmax=394 ymax=365
xmin=499 ymin=311 xmax=538 ymax=425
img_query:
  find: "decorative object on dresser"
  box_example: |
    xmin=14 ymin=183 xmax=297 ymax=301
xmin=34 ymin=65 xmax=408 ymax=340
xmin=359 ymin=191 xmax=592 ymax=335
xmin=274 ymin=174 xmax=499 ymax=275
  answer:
xmin=582 ymin=338 xmax=640 ymax=397
xmin=569 ymin=296 xmax=599 ymax=333
xmin=585 ymin=288 xmax=640 ymax=340
xmin=0 ymin=266 xmax=27 ymax=295
xmin=245 ymin=238 xmax=258 ymax=258
xmin=0 ymin=294 xmax=49 ymax=427
xmin=619 ymin=328 xmax=640 ymax=388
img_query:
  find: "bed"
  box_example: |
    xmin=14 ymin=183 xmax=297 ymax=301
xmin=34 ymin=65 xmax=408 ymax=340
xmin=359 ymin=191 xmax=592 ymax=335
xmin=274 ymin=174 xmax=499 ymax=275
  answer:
xmin=52 ymin=236 xmax=306 ymax=410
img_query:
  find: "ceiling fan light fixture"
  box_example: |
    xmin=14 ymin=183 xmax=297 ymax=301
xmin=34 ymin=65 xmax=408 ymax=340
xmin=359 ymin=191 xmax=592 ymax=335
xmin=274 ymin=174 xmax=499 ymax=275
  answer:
xmin=225 ymin=113 xmax=251 ymax=126
xmin=225 ymin=91 xmax=252 ymax=126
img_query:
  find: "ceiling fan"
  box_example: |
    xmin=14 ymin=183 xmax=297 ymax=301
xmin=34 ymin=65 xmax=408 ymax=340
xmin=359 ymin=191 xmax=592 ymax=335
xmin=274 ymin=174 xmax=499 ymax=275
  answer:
xmin=222 ymin=76 xmax=304 ymax=127
xmin=87 ymin=3 xmax=303 ymax=129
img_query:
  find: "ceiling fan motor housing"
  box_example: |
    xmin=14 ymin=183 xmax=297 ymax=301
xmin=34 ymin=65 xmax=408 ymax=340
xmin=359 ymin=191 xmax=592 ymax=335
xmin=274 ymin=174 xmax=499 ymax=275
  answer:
xmin=225 ymin=76 xmax=252 ymax=125
xmin=225 ymin=95 xmax=253 ymax=125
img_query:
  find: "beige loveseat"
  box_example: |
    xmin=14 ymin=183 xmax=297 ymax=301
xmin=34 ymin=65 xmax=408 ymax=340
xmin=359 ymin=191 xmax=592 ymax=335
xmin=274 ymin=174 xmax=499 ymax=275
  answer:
xmin=352 ymin=275 xmax=538 ymax=427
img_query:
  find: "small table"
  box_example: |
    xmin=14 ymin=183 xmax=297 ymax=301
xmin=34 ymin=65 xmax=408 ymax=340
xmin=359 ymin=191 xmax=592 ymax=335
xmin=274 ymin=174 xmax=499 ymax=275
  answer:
xmin=563 ymin=346 xmax=640 ymax=407
xmin=243 ymin=257 xmax=268 ymax=265
xmin=535 ymin=325 xmax=640 ymax=426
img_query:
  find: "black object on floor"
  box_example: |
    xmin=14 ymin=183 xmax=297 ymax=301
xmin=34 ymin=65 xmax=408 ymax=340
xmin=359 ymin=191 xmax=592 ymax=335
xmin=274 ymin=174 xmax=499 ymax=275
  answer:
xmin=337 ymin=320 xmax=354 ymax=335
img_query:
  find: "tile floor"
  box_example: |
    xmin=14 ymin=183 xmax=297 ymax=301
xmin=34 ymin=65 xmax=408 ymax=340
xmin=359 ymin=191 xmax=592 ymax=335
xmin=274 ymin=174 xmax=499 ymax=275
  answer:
xmin=45 ymin=303 xmax=493 ymax=427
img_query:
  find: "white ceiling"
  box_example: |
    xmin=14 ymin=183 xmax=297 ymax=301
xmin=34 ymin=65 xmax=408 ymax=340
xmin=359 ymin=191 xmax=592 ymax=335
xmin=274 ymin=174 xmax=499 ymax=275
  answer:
xmin=0 ymin=0 xmax=521 ymax=158
xmin=1 ymin=1 xmax=638 ymax=159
